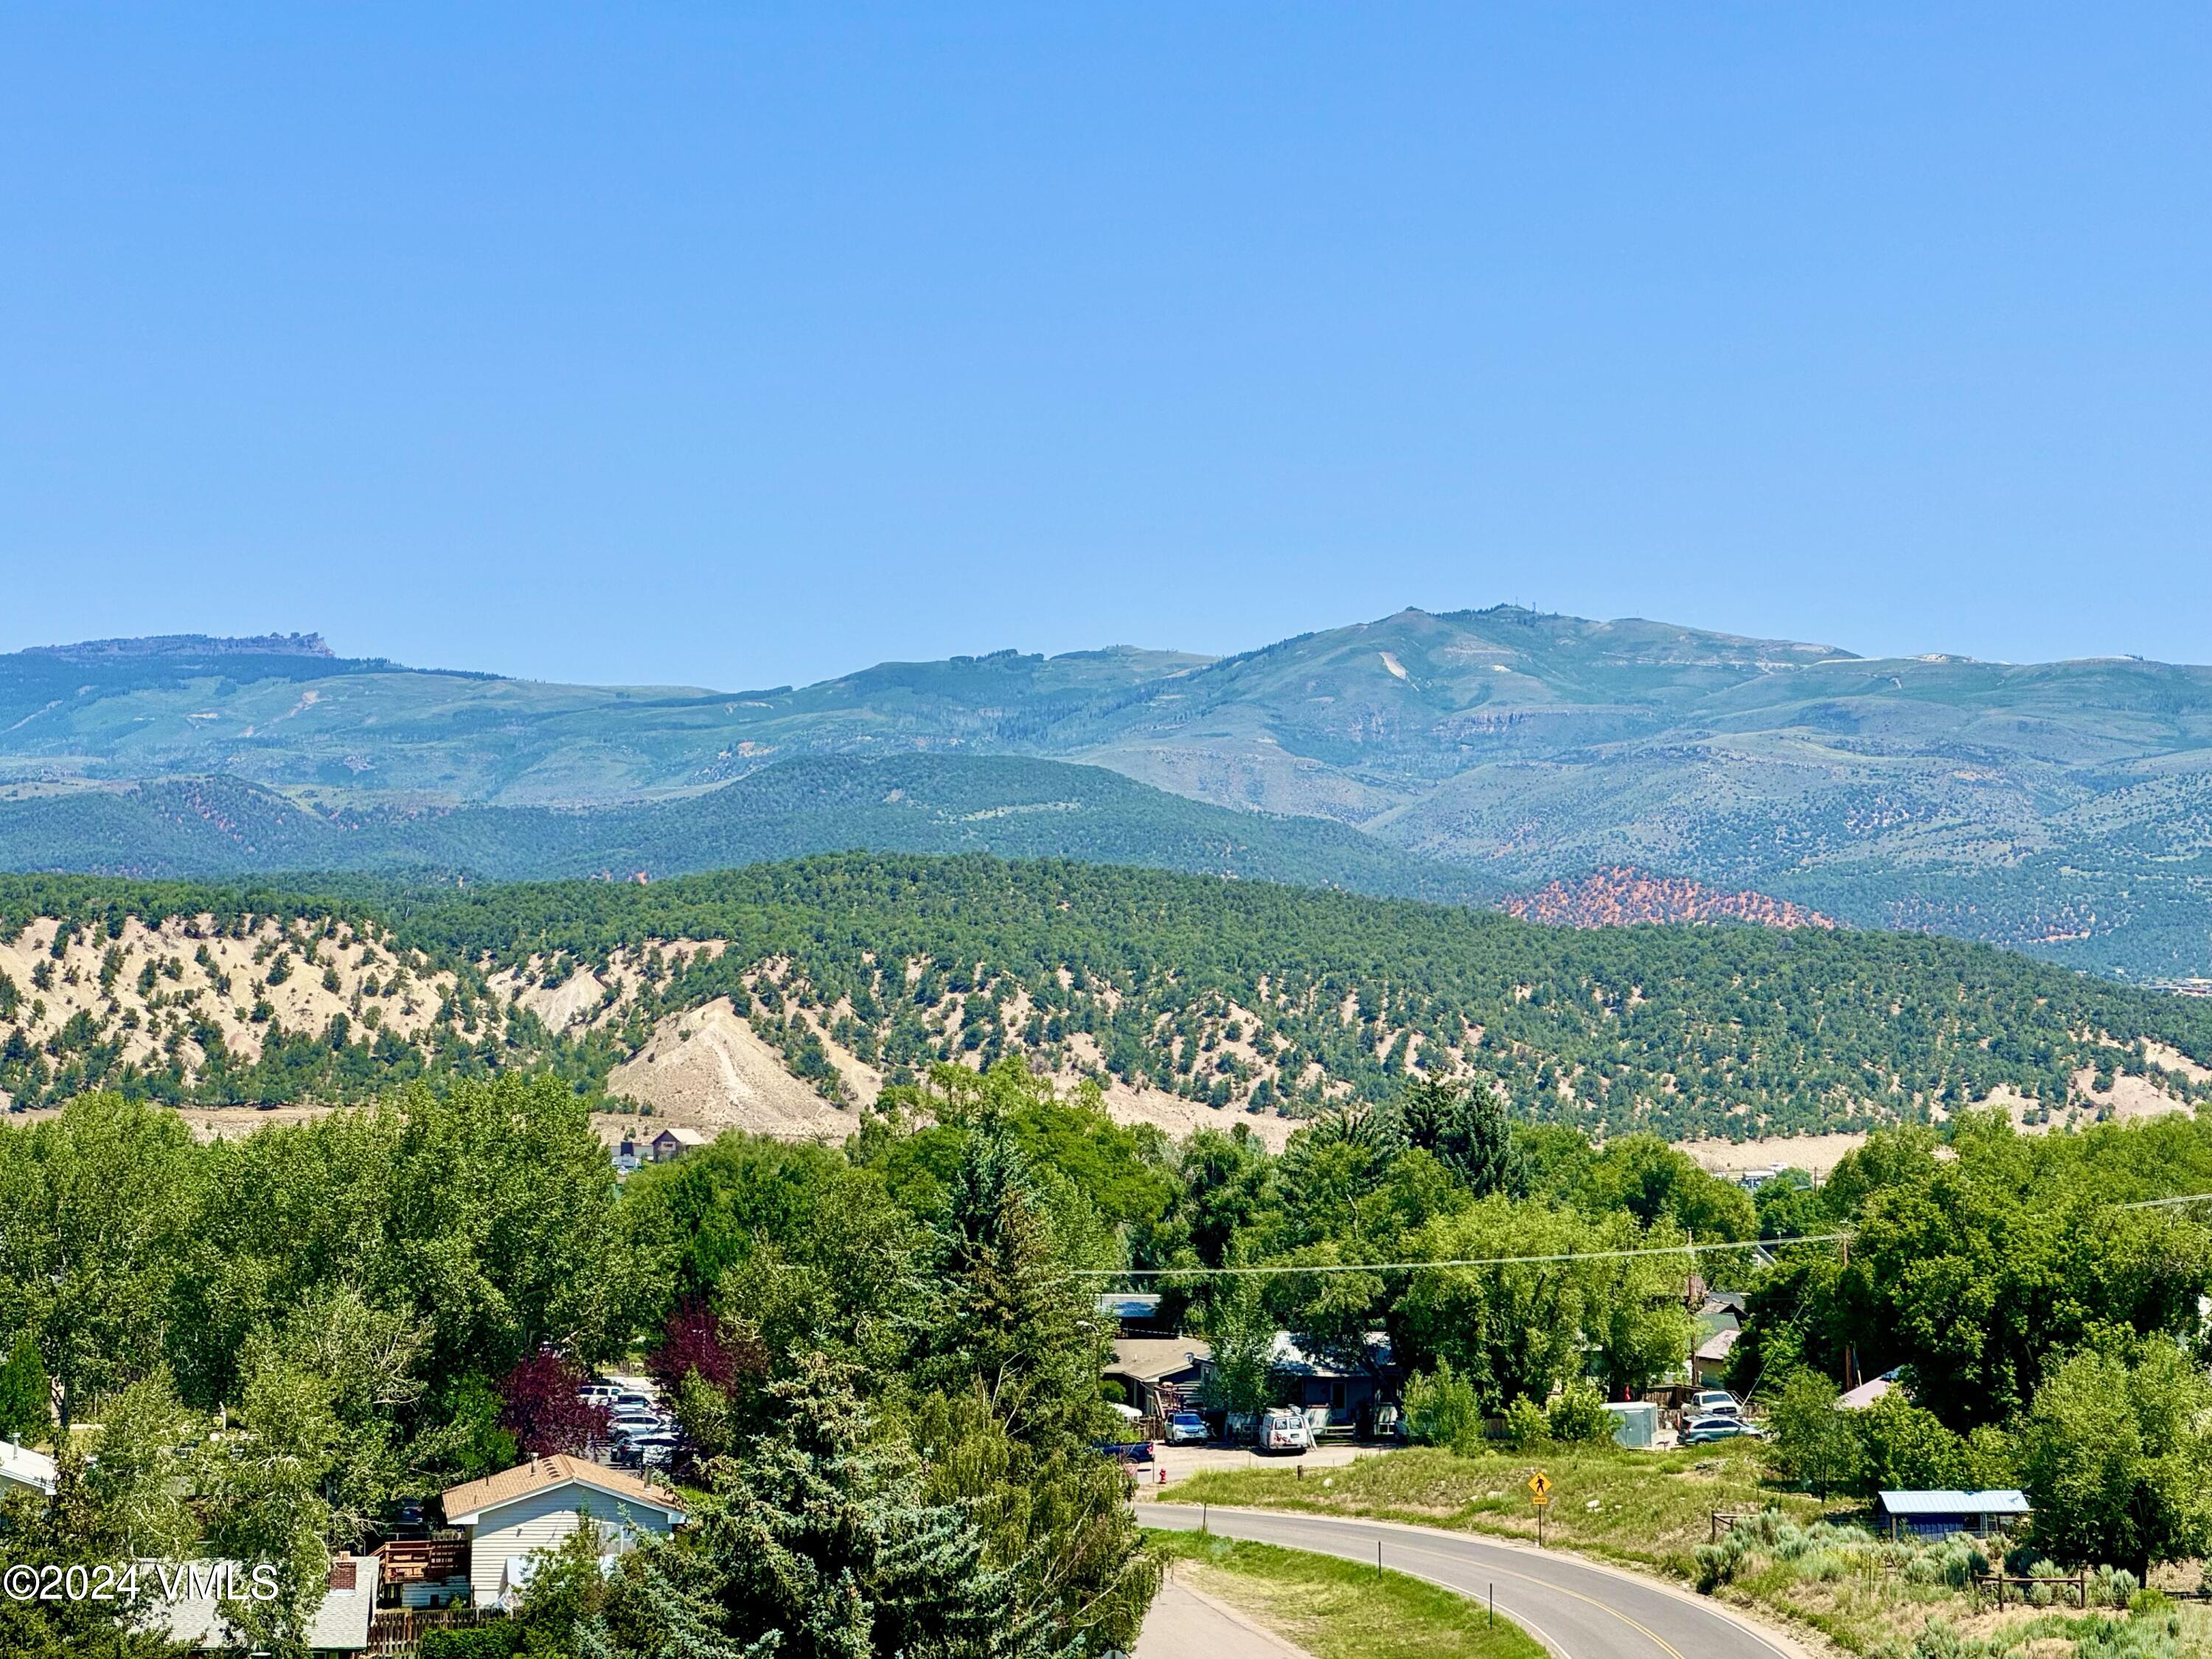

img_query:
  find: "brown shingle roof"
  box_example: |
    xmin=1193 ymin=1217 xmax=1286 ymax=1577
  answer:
xmin=440 ymin=1455 xmax=687 ymax=1525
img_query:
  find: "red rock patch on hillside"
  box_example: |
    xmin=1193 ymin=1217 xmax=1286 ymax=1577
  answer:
xmin=1504 ymin=866 xmax=1837 ymax=931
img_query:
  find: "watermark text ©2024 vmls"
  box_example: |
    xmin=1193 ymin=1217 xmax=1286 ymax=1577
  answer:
xmin=2 ymin=1560 xmax=283 ymax=1604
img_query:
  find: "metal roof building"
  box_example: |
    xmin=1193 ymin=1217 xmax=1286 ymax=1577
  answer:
xmin=1875 ymin=1489 xmax=2031 ymax=1539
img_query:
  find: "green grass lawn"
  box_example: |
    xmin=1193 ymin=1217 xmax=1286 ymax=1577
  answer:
xmin=1157 ymin=1443 xmax=1824 ymax=1577
xmin=1143 ymin=1529 xmax=1545 ymax=1659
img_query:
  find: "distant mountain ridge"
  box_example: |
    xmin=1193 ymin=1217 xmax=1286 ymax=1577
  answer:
xmin=26 ymin=631 xmax=337 ymax=660
xmin=2 ymin=605 xmax=2209 ymax=978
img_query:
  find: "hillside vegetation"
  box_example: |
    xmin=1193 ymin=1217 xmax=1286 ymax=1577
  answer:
xmin=4 ymin=611 xmax=2211 ymax=977
xmin=0 ymin=757 xmax=1496 ymax=902
xmin=3 ymin=856 xmax=2209 ymax=1140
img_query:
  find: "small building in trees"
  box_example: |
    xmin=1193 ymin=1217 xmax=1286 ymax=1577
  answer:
xmin=1105 ymin=1337 xmax=1211 ymax=1422
xmin=647 ymin=1126 xmax=708 ymax=1162
xmin=148 ymin=1557 xmax=381 ymax=1655
xmin=1838 ymin=1369 xmax=1902 ymax=1410
xmin=439 ymin=1455 xmax=689 ymax=1609
xmin=1265 ymin=1332 xmax=1401 ymax=1433
xmin=1097 ymin=1293 xmax=1170 ymax=1335
xmin=0 ymin=1439 xmax=55 ymax=1497
xmin=1875 ymin=1489 xmax=2031 ymax=1540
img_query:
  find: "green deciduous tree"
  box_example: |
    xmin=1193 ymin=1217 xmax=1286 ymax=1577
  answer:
xmin=2017 ymin=1343 xmax=2212 ymax=1579
xmin=0 ymin=1331 xmax=49 ymax=1443
xmin=1767 ymin=1369 xmax=1866 ymax=1502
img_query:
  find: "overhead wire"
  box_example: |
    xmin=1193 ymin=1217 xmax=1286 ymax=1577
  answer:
xmin=1074 ymin=1189 xmax=2212 ymax=1280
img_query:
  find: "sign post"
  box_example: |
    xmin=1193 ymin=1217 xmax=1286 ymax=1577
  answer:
xmin=1527 ymin=1470 xmax=1552 ymax=1548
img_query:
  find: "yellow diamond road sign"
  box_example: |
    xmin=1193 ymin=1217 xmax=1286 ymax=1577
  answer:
xmin=1527 ymin=1471 xmax=1552 ymax=1503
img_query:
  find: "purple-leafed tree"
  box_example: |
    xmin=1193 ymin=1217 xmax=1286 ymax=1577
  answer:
xmin=647 ymin=1301 xmax=761 ymax=1394
xmin=497 ymin=1350 xmax=610 ymax=1455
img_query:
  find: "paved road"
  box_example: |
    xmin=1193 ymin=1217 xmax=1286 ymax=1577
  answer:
xmin=1141 ymin=1505 xmax=1804 ymax=1659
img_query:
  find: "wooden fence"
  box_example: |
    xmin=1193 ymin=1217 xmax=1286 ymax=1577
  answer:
xmin=366 ymin=1607 xmax=499 ymax=1657
xmin=1972 ymin=1571 xmax=2090 ymax=1609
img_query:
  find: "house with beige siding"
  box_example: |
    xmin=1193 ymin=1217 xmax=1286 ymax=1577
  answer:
xmin=439 ymin=1455 xmax=688 ymax=1610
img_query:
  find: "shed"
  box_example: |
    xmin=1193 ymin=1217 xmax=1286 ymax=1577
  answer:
xmin=1876 ymin=1489 xmax=2032 ymax=1540
xmin=1602 ymin=1401 xmax=1660 ymax=1449
xmin=440 ymin=1455 xmax=689 ymax=1609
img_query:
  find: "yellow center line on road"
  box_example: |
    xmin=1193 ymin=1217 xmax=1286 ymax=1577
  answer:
xmin=1382 ymin=1537 xmax=1686 ymax=1659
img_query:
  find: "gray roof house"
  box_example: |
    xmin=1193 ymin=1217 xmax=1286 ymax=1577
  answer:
xmin=147 ymin=1557 xmax=380 ymax=1655
xmin=0 ymin=1440 xmax=57 ymax=1497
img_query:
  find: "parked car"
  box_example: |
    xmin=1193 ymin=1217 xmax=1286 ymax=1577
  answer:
xmin=626 ymin=1432 xmax=683 ymax=1466
xmin=1688 ymin=1390 xmax=1742 ymax=1419
xmin=1371 ymin=1402 xmax=1405 ymax=1442
xmin=1681 ymin=1414 xmax=1764 ymax=1445
xmin=613 ymin=1391 xmax=658 ymax=1413
xmin=1165 ymin=1411 xmax=1208 ymax=1445
xmin=1258 ymin=1408 xmax=1311 ymax=1454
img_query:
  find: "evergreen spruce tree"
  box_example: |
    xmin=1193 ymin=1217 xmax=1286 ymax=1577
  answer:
xmin=910 ymin=1119 xmax=1156 ymax=1655
xmin=0 ymin=1332 xmax=50 ymax=1444
xmin=695 ymin=1349 xmax=1042 ymax=1659
xmin=1397 ymin=1077 xmax=1523 ymax=1197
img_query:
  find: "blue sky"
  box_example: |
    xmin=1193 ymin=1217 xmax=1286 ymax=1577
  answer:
xmin=3 ymin=6 xmax=2207 ymax=689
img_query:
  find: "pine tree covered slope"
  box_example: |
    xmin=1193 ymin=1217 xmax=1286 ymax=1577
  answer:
xmin=3 ymin=855 xmax=2208 ymax=1140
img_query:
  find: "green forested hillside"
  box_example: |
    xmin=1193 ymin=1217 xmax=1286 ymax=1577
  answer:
xmin=4 ymin=855 xmax=2208 ymax=1137
xmin=0 ymin=757 xmax=1498 ymax=901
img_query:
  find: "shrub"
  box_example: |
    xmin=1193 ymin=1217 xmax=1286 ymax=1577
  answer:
xmin=418 ymin=1627 xmax=522 ymax=1659
xmin=1545 ymin=1381 xmax=1613 ymax=1445
xmin=1403 ymin=1360 xmax=1484 ymax=1454
xmin=1500 ymin=1394 xmax=1551 ymax=1450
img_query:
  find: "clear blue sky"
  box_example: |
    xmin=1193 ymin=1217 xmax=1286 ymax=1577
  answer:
xmin=3 ymin=6 xmax=2207 ymax=689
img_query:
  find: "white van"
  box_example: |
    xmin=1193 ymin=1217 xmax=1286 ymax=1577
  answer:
xmin=1258 ymin=1407 xmax=1312 ymax=1454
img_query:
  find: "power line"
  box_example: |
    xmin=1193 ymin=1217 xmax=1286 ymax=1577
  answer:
xmin=1077 ymin=1189 xmax=2212 ymax=1281
xmin=1076 ymin=1233 xmax=1848 ymax=1279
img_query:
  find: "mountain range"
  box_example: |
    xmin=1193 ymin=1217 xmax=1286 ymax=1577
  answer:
xmin=2 ymin=606 xmax=2208 ymax=980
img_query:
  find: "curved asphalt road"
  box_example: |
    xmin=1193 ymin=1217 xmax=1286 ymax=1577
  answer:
xmin=1141 ymin=1505 xmax=1804 ymax=1659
